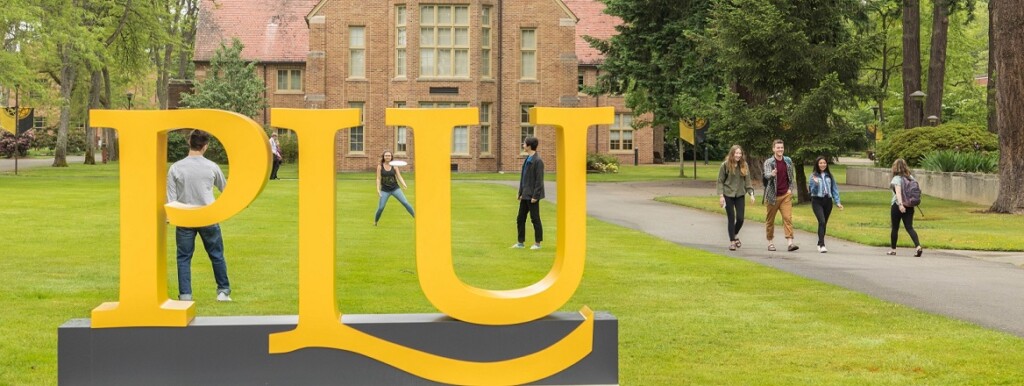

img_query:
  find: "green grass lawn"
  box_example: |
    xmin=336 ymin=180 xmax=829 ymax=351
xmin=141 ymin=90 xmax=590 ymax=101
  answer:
xmin=658 ymin=190 xmax=1024 ymax=251
xmin=3 ymin=163 xmax=1024 ymax=384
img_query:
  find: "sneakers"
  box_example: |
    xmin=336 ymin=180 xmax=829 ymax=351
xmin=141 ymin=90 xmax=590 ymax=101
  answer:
xmin=217 ymin=292 xmax=232 ymax=302
xmin=511 ymin=243 xmax=525 ymax=249
xmin=530 ymin=243 xmax=542 ymax=250
xmin=818 ymin=246 xmax=828 ymax=253
xmin=179 ymin=294 xmax=193 ymax=301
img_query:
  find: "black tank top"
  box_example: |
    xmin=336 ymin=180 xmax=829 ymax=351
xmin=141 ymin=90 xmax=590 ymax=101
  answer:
xmin=380 ymin=166 xmax=399 ymax=192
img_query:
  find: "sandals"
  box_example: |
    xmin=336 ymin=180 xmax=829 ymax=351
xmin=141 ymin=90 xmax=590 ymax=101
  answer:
xmin=767 ymin=244 xmax=776 ymax=251
xmin=915 ymin=247 xmax=924 ymax=257
xmin=729 ymin=242 xmax=737 ymax=251
xmin=886 ymin=250 xmax=897 ymax=256
xmin=735 ymin=239 xmax=742 ymax=248
xmin=787 ymin=244 xmax=799 ymax=252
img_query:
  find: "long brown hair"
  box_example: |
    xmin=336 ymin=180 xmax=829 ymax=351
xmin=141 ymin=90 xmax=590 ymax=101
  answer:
xmin=891 ymin=158 xmax=911 ymax=178
xmin=724 ymin=145 xmax=748 ymax=176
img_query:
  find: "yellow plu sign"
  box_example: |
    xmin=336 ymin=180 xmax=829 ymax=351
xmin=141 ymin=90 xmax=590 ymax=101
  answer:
xmin=87 ymin=106 xmax=614 ymax=386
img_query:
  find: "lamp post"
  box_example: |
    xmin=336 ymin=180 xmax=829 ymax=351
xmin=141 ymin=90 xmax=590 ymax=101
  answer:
xmin=926 ymin=115 xmax=939 ymax=126
xmin=910 ymin=90 xmax=926 ymax=128
xmin=126 ymin=92 xmax=134 ymax=110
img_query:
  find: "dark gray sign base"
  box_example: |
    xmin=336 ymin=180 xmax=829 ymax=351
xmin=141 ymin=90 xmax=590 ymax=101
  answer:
xmin=59 ymin=312 xmax=617 ymax=386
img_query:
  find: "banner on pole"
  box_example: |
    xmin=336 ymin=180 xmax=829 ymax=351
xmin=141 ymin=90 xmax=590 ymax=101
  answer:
xmin=1 ymin=107 xmax=34 ymax=135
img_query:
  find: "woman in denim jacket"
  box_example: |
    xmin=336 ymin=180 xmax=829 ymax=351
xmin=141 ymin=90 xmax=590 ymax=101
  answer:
xmin=808 ymin=156 xmax=843 ymax=253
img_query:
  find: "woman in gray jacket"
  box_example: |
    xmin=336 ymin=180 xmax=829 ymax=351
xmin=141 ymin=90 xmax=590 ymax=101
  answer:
xmin=717 ymin=145 xmax=756 ymax=251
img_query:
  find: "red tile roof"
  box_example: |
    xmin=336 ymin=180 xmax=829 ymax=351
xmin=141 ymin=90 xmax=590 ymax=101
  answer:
xmin=562 ymin=0 xmax=623 ymax=65
xmin=194 ymin=0 xmax=318 ymax=63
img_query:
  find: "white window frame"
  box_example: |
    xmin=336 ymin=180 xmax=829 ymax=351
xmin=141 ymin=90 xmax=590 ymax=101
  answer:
xmin=419 ymin=5 xmax=470 ymax=78
xmin=610 ymin=112 xmax=634 ymax=151
xmin=479 ymin=102 xmax=491 ymax=155
xmin=349 ymin=26 xmax=366 ymax=79
xmin=349 ymin=102 xmax=365 ymax=153
xmin=520 ymin=103 xmax=535 ymax=151
xmin=276 ymin=69 xmax=303 ymax=93
xmin=481 ymin=6 xmax=492 ymax=78
xmin=396 ymin=7 xmax=407 ymax=78
xmin=520 ymin=29 xmax=537 ymax=80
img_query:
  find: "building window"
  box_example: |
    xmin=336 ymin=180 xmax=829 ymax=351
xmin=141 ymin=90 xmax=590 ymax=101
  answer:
xmin=396 ymin=6 xmax=407 ymax=77
xmin=610 ymin=113 xmax=634 ymax=151
xmin=481 ymin=6 xmax=492 ymax=78
xmin=349 ymin=26 xmax=366 ymax=78
xmin=578 ymin=73 xmax=585 ymax=92
xmin=520 ymin=103 xmax=535 ymax=147
xmin=33 ymin=116 xmax=46 ymax=129
xmin=349 ymin=102 xmax=365 ymax=153
xmin=420 ymin=5 xmax=470 ymax=78
xmin=394 ymin=102 xmax=409 ymax=154
xmin=520 ymin=29 xmax=536 ymax=80
xmin=479 ymin=102 xmax=491 ymax=155
xmin=277 ymin=69 xmax=303 ymax=92
xmin=421 ymin=102 xmax=469 ymax=154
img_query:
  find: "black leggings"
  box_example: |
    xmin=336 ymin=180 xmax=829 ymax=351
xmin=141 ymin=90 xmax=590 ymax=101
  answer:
xmin=890 ymin=204 xmax=920 ymax=249
xmin=811 ymin=197 xmax=833 ymax=246
xmin=724 ymin=195 xmax=746 ymax=242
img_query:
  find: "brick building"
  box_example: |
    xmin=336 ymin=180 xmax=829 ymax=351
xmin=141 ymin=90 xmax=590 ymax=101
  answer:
xmin=194 ymin=0 xmax=654 ymax=171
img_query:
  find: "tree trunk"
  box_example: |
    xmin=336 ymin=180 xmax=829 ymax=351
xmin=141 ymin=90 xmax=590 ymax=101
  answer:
xmin=102 ymin=67 xmax=119 ymax=161
xmin=749 ymin=155 xmax=766 ymax=191
xmin=53 ymin=44 xmax=75 ymax=167
xmin=794 ymin=158 xmax=809 ymax=204
xmin=987 ymin=0 xmax=998 ymax=134
xmin=84 ymin=70 xmax=102 ymax=165
xmin=902 ymin=0 xmax=923 ymax=129
xmin=925 ymin=0 xmax=950 ymax=122
xmin=990 ymin=0 xmax=1024 ymax=214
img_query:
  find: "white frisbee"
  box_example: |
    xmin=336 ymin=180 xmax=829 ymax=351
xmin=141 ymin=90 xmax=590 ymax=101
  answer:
xmin=389 ymin=160 xmax=408 ymax=167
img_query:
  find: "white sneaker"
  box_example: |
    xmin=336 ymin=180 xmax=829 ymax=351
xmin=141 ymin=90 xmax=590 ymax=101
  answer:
xmin=179 ymin=294 xmax=193 ymax=301
xmin=819 ymin=246 xmax=828 ymax=253
xmin=511 ymin=243 xmax=525 ymax=249
xmin=530 ymin=243 xmax=542 ymax=250
xmin=216 ymin=292 xmax=232 ymax=302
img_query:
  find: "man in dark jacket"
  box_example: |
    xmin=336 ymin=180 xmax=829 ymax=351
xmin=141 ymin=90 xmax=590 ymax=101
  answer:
xmin=513 ymin=136 xmax=545 ymax=250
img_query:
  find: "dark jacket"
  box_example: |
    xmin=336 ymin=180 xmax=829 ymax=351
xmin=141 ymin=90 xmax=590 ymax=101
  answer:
xmin=518 ymin=153 xmax=545 ymax=200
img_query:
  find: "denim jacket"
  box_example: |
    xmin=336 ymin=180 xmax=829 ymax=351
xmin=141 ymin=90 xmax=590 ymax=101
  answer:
xmin=808 ymin=172 xmax=841 ymax=206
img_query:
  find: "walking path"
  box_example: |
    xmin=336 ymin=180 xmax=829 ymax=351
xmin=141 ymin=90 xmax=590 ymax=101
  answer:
xmin=0 ymin=156 xmax=85 ymax=172
xmin=491 ymin=178 xmax=1024 ymax=337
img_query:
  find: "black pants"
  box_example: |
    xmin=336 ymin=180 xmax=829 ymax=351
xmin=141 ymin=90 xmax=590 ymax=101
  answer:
xmin=517 ymin=199 xmax=543 ymax=243
xmin=270 ymin=157 xmax=281 ymax=179
xmin=811 ymin=197 xmax=833 ymax=246
xmin=890 ymin=204 xmax=920 ymax=249
xmin=724 ymin=195 xmax=746 ymax=242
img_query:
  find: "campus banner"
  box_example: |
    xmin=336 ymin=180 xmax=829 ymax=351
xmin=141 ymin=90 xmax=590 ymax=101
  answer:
xmin=678 ymin=118 xmax=708 ymax=145
xmin=0 ymin=107 xmax=34 ymax=135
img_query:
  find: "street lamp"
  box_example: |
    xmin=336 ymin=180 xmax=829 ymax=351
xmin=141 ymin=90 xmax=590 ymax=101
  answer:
xmin=126 ymin=92 xmax=134 ymax=110
xmin=910 ymin=90 xmax=926 ymax=128
xmin=926 ymin=115 xmax=939 ymax=126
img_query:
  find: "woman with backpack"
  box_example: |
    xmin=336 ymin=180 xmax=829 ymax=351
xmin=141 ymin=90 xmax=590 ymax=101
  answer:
xmin=888 ymin=158 xmax=923 ymax=256
xmin=808 ymin=156 xmax=844 ymax=253
xmin=716 ymin=145 xmax=756 ymax=251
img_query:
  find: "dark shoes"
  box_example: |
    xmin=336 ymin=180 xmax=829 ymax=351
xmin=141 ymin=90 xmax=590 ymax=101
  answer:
xmin=787 ymin=244 xmax=799 ymax=252
xmin=915 ymin=247 xmax=924 ymax=257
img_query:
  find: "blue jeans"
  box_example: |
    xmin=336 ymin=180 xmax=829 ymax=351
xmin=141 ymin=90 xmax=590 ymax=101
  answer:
xmin=375 ymin=189 xmax=415 ymax=223
xmin=176 ymin=224 xmax=230 ymax=296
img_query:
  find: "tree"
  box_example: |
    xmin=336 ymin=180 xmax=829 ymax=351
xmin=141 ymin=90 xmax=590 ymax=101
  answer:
xmin=902 ymin=0 xmax=925 ymax=129
xmin=180 ymin=38 xmax=266 ymax=118
xmin=863 ymin=0 xmax=903 ymax=127
xmin=709 ymin=0 xmax=869 ymax=202
xmin=990 ymin=0 xmax=1024 ymax=214
xmin=986 ymin=0 xmax=996 ymax=133
xmin=153 ymin=0 xmax=199 ymax=109
xmin=585 ymin=0 xmax=720 ymax=176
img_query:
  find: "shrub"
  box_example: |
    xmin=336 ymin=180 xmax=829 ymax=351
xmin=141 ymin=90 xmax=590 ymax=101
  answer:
xmin=0 ymin=130 xmax=35 ymax=158
xmin=277 ymin=131 xmax=298 ymax=163
xmin=874 ymin=123 xmax=997 ymax=167
xmin=30 ymin=127 xmax=87 ymax=155
xmin=166 ymin=129 xmax=228 ymax=164
xmin=921 ymin=150 xmax=999 ymax=173
xmin=587 ymin=153 xmax=620 ymax=173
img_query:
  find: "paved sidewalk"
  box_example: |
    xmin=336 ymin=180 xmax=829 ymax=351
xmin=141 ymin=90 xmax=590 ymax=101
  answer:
xmin=491 ymin=179 xmax=1024 ymax=337
xmin=0 ymin=156 xmax=86 ymax=172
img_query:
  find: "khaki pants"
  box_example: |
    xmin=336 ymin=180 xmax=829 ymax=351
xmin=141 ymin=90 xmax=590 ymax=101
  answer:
xmin=766 ymin=192 xmax=794 ymax=241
